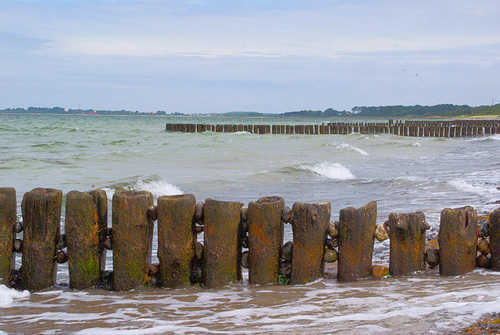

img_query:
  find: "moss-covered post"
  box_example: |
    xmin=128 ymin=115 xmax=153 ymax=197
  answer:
xmin=337 ymin=201 xmax=377 ymax=282
xmin=112 ymin=190 xmax=154 ymax=290
xmin=385 ymin=212 xmax=429 ymax=276
xmin=65 ymin=190 xmax=101 ymax=289
xmin=21 ymin=188 xmax=62 ymax=291
xmin=0 ymin=188 xmax=16 ymax=285
xmin=88 ymin=190 xmax=108 ymax=272
xmin=290 ymin=201 xmax=330 ymax=285
xmin=247 ymin=196 xmax=285 ymax=285
xmin=438 ymin=206 xmax=477 ymax=276
xmin=203 ymin=199 xmax=243 ymax=288
xmin=488 ymin=209 xmax=500 ymax=271
xmin=157 ymin=194 xmax=196 ymax=288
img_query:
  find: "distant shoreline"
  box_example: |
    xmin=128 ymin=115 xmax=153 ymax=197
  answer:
xmin=1 ymin=103 xmax=500 ymax=118
xmin=1 ymin=112 xmax=499 ymax=120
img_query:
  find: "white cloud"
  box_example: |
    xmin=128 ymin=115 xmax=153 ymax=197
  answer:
xmin=0 ymin=0 xmax=499 ymax=112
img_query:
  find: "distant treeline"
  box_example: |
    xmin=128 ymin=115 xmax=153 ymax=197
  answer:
xmin=281 ymin=104 xmax=500 ymax=118
xmin=1 ymin=104 xmax=499 ymax=117
xmin=0 ymin=107 xmax=145 ymax=115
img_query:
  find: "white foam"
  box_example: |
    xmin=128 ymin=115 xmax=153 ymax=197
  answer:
xmin=448 ymin=179 xmax=499 ymax=196
xmin=101 ymin=179 xmax=183 ymax=200
xmin=0 ymin=285 xmax=30 ymax=307
xmin=301 ymin=162 xmax=355 ymax=180
xmin=134 ymin=180 xmax=183 ymax=198
xmin=335 ymin=143 xmax=369 ymax=156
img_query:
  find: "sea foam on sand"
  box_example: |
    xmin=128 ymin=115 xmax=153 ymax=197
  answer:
xmin=0 ymin=285 xmax=29 ymax=307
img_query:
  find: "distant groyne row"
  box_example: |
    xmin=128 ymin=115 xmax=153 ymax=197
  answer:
xmin=165 ymin=119 xmax=500 ymax=137
xmin=2 ymin=187 xmax=499 ymax=292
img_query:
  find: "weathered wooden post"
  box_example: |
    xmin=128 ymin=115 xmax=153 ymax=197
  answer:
xmin=157 ymin=194 xmax=196 ymax=288
xmin=385 ymin=212 xmax=429 ymax=276
xmin=438 ymin=206 xmax=477 ymax=276
xmin=0 ymin=188 xmax=16 ymax=285
xmin=203 ymin=198 xmax=243 ymax=288
xmin=247 ymin=196 xmax=285 ymax=285
xmin=290 ymin=201 xmax=330 ymax=285
xmin=490 ymin=209 xmax=500 ymax=271
xmin=65 ymin=190 xmax=101 ymax=289
xmin=337 ymin=201 xmax=377 ymax=281
xmin=21 ymin=188 xmax=63 ymax=291
xmin=88 ymin=190 xmax=108 ymax=272
xmin=112 ymin=190 xmax=154 ymax=290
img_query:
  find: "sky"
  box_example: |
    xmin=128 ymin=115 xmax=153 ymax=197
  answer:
xmin=1 ymin=0 xmax=499 ymax=114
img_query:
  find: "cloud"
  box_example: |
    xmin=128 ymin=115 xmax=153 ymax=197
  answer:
xmin=0 ymin=0 xmax=499 ymax=112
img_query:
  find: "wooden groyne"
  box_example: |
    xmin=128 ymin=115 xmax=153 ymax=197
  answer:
xmin=1 ymin=187 xmax=499 ymax=291
xmin=165 ymin=119 xmax=500 ymax=137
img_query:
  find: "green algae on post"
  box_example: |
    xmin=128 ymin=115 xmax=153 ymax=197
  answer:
xmin=0 ymin=188 xmax=16 ymax=286
xmin=21 ymin=188 xmax=63 ymax=291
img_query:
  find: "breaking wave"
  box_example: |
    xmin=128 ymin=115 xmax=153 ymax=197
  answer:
xmin=101 ymin=176 xmax=183 ymax=200
xmin=299 ymin=162 xmax=355 ymax=180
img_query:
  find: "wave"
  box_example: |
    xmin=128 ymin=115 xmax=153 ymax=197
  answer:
xmin=101 ymin=176 xmax=183 ymax=200
xmin=448 ymin=179 xmax=499 ymax=196
xmin=334 ymin=143 xmax=369 ymax=156
xmin=468 ymin=134 xmax=500 ymax=142
xmin=0 ymin=285 xmax=30 ymax=307
xmin=299 ymin=162 xmax=355 ymax=180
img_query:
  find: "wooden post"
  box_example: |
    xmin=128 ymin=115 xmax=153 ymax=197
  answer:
xmin=438 ymin=206 xmax=477 ymax=276
xmin=157 ymin=194 xmax=196 ymax=288
xmin=247 ymin=196 xmax=284 ymax=285
xmin=65 ymin=190 xmax=101 ymax=289
xmin=112 ymin=190 xmax=154 ymax=290
xmin=0 ymin=188 xmax=16 ymax=285
xmin=489 ymin=209 xmax=500 ymax=271
xmin=89 ymin=190 xmax=108 ymax=272
xmin=385 ymin=212 xmax=429 ymax=276
xmin=21 ymin=188 xmax=63 ymax=291
xmin=203 ymin=199 xmax=243 ymax=288
xmin=290 ymin=201 xmax=330 ymax=285
xmin=337 ymin=201 xmax=377 ymax=281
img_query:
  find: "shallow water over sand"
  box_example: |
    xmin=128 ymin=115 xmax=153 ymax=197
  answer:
xmin=2 ymin=269 xmax=500 ymax=334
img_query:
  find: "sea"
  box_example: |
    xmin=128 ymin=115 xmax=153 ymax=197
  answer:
xmin=0 ymin=114 xmax=499 ymax=334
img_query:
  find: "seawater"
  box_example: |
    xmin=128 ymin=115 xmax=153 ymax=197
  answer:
xmin=0 ymin=114 xmax=499 ymax=334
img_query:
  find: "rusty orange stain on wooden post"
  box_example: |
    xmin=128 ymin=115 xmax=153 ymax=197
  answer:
xmin=490 ymin=209 xmax=500 ymax=271
xmin=21 ymin=188 xmax=63 ymax=291
xmin=203 ymin=199 xmax=243 ymax=288
xmin=438 ymin=206 xmax=477 ymax=276
xmin=157 ymin=194 xmax=196 ymax=288
xmin=0 ymin=188 xmax=16 ymax=286
xmin=337 ymin=201 xmax=377 ymax=282
xmin=385 ymin=212 xmax=429 ymax=276
xmin=247 ymin=196 xmax=285 ymax=285
xmin=112 ymin=190 xmax=154 ymax=291
xmin=290 ymin=201 xmax=331 ymax=285
xmin=65 ymin=190 xmax=101 ymax=289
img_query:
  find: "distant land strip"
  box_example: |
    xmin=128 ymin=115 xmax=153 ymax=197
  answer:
xmin=1 ymin=104 xmax=500 ymax=118
xmin=166 ymin=120 xmax=500 ymax=137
